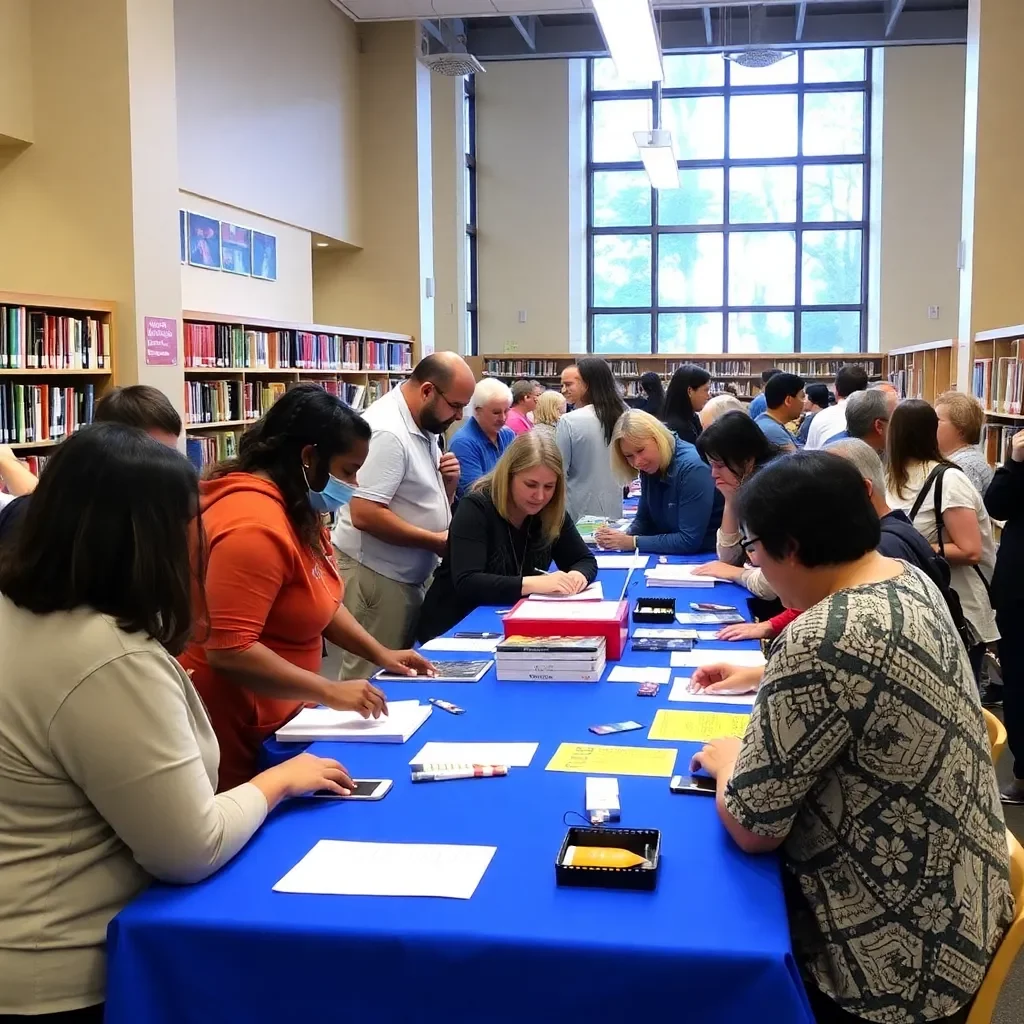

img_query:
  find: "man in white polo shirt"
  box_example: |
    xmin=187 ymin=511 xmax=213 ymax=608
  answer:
xmin=333 ymin=352 xmax=476 ymax=677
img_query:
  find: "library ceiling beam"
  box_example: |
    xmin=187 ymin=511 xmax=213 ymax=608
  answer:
xmin=884 ymin=0 xmax=907 ymax=38
xmin=466 ymin=10 xmax=967 ymax=59
xmin=510 ymin=14 xmax=537 ymax=51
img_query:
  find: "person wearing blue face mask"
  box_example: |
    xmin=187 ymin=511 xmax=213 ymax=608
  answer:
xmin=180 ymin=384 xmax=435 ymax=791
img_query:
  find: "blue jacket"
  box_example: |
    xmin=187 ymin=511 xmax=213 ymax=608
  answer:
xmin=449 ymin=417 xmax=515 ymax=501
xmin=628 ymin=438 xmax=723 ymax=554
xmin=748 ymin=393 xmax=767 ymax=420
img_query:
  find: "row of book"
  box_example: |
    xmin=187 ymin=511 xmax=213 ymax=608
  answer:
xmin=185 ymin=380 xmax=244 ymax=425
xmin=494 ymin=635 xmax=607 ymax=683
xmin=185 ymin=432 xmax=238 ymax=473
xmin=483 ymin=359 xmax=560 ymax=378
xmin=982 ymin=423 xmax=1018 ymax=466
xmin=0 ymin=382 xmax=95 ymax=444
xmin=183 ymin=323 xmax=412 ymax=373
xmin=888 ymin=368 xmax=924 ymax=401
xmin=971 ymin=353 xmax=1023 ymax=414
xmin=1 ymin=307 xmax=110 ymax=370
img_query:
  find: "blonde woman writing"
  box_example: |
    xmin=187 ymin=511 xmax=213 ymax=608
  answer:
xmin=594 ymin=410 xmax=722 ymax=554
xmin=415 ymin=432 xmax=598 ymax=642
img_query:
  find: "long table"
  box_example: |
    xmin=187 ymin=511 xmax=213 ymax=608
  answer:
xmin=106 ymin=558 xmax=812 ymax=1024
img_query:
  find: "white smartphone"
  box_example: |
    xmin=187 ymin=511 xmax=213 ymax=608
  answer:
xmin=310 ymin=779 xmax=393 ymax=801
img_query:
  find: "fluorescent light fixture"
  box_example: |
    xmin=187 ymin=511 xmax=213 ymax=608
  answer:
xmin=593 ymin=0 xmax=663 ymax=84
xmin=634 ymin=129 xmax=679 ymax=190
xmin=315 ymin=242 xmax=329 ymax=248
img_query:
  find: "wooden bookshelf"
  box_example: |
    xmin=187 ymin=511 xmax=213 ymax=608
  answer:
xmin=884 ymin=340 xmax=954 ymax=403
xmin=0 ymin=292 xmax=116 ymax=461
xmin=182 ymin=310 xmax=416 ymax=434
xmin=970 ymin=325 xmax=1024 ymax=467
xmin=468 ymin=352 xmax=884 ymax=401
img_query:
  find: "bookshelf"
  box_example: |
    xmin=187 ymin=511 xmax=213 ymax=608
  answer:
xmin=467 ymin=352 xmax=884 ymax=401
xmin=182 ymin=310 xmax=415 ymax=436
xmin=884 ymin=340 xmax=954 ymax=403
xmin=0 ymin=292 xmax=116 ymax=463
xmin=971 ymin=324 xmax=1024 ymax=467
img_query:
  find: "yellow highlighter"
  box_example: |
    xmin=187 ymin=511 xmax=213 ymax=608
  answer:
xmin=562 ymin=845 xmax=649 ymax=869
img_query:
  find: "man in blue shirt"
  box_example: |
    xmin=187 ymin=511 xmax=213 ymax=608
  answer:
xmin=748 ymin=368 xmax=781 ymax=420
xmin=754 ymin=372 xmax=804 ymax=452
xmin=448 ymin=378 xmax=515 ymax=501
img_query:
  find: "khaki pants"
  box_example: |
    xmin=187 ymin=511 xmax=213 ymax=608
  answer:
xmin=334 ymin=549 xmax=428 ymax=679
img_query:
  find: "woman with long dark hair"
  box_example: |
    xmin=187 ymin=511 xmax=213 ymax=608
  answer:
xmin=662 ymin=364 xmax=712 ymax=445
xmin=0 ymin=425 xmax=352 ymax=1021
xmin=555 ymin=356 xmax=628 ymax=521
xmin=691 ymin=411 xmax=782 ymax=595
xmin=180 ymin=384 xmax=433 ymax=791
xmin=885 ymin=398 xmax=998 ymax=682
xmin=627 ymin=370 xmax=665 ymax=418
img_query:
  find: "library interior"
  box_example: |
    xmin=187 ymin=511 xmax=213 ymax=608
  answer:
xmin=2 ymin=1 xmax=1024 ymax=1023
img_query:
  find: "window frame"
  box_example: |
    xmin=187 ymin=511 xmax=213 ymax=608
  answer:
xmin=465 ymin=76 xmax=479 ymax=357
xmin=586 ymin=50 xmax=872 ymax=355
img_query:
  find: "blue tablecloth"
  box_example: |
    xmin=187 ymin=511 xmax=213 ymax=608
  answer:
xmin=106 ymin=558 xmax=812 ymax=1024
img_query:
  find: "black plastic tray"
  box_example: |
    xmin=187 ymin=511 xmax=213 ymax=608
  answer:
xmin=555 ymin=826 xmax=661 ymax=891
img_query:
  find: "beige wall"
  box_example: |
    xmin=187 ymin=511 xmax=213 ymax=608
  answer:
xmin=174 ymin=0 xmax=361 ymax=244
xmin=313 ymin=21 xmax=432 ymax=343
xmin=0 ymin=0 xmax=32 ymax=145
xmin=477 ymin=60 xmax=575 ymax=355
xmin=180 ymin=192 xmax=314 ymax=322
xmin=876 ymin=45 xmax=967 ymax=352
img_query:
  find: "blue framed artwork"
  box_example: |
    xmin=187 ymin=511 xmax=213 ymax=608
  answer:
xmin=179 ymin=210 xmax=186 ymax=264
xmin=221 ymin=223 xmax=252 ymax=276
xmin=187 ymin=212 xmax=221 ymax=270
xmin=252 ymin=231 xmax=277 ymax=281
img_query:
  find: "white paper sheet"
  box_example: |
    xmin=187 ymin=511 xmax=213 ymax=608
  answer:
xmin=607 ymin=665 xmax=671 ymax=684
xmin=668 ymin=677 xmax=757 ymax=706
xmin=643 ymin=565 xmax=716 ymax=587
xmin=419 ymin=637 xmax=500 ymax=653
xmin=409 ymin=741 xmax=539 ymax=768
xmin=595 ymin=554 xmax=651 ymax=569
xmin=632 ymin=627 xmax=700 ymax=640
xmin=528 ymin=581 xmax=604 ymax=601
xmin=273 ymin=840 xmax=497 ymax=899
xmin=670 ymin=649 xmax=766 ymax=668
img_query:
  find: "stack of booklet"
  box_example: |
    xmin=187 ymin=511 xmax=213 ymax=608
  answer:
xmin=494 ymin=635 xmax=607 ymax=682
xmin=643 ymin=564 xmax=715 ymax=588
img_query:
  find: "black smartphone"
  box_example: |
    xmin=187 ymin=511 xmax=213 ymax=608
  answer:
xmin=453 ymin=631 xmax=501 ymax=639
xmin=669 ymin=774 xmax=716 ymax=796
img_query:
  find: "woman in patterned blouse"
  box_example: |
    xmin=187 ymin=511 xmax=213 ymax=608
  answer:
xmin=691 ymin=451 xmax=1014 ymax=1024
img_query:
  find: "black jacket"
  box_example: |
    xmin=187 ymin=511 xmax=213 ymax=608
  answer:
xmin=416 ymin=489 xmax=598 ymax=643
xmin=984 ymin=457 xmax=1024 ymax=608
xmin=878 ymin=510 xmax=944 ymax=585
xmin=664 ymin=412 xmax=702 ymax=448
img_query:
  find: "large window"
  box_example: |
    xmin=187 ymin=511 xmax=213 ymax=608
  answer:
xmin=587 ymin=49 xmax=870 ymax=354
xmin=465 ymin=76 xmax=479 ymax=356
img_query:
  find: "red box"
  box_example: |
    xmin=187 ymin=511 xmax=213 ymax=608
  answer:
xmin=501 ymin=599 xmax=630 ymax=661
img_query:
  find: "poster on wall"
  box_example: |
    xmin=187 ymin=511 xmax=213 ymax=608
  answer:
xmin=144 ymin=316 xmax=178 ymax=366
xmin=252 ymin=231 xmax=278 ymax=282
xmin=187 ymin=213 xmax=221 ymax=270
xmin=221 ymin=223 xmax=252 ymax=276
xmin=179 ymin=210 xmax=186 ymax=264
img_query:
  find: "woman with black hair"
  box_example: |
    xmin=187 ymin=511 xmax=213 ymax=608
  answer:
xmin=0 ymin=425 xmax=353 ymax=1021
xmin=180 ymin=384 xmax=434 ymax=791
xmin=691 ymin=451 xmax=1013 ymax=1024
xmin=555 ymin=356 xmax=628 ymax=521
xmin=626 ymin=370 xmax=665 ymax=418
xmin=691 ymin=411 xmax=782 ymax=595
xmin=662 ymin=364 xmax=712 ymax=445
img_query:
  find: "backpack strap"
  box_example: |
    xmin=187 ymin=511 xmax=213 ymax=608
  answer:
xmin=908 ymin=464 xmax=945 ymax=523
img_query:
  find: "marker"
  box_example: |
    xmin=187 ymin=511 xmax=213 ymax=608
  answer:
xmin=411 ymin=766 xmax=508 ymax=782
xmin=409 ymin=762 xmax=504 ymax=773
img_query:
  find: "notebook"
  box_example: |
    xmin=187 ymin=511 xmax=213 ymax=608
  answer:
xmin=275 ymin=700 xmax=432 ymax=743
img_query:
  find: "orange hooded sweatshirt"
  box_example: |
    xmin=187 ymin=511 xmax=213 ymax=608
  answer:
xmin=179 ymin=473 xmax=341 ymax=791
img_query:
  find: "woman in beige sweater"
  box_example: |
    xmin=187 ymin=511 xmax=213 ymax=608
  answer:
xmin=0 ymin=424 xmax=352 ymax=1022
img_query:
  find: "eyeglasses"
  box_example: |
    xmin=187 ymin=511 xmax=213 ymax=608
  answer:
xmin=431 ymin=385 xmax=468 ymax=413
xmin=739 ymin=534 xmax=760 ymax=555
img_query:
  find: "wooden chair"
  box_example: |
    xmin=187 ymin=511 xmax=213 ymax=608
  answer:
xmin=984 ymin=708 xmax=1008 ymax=766
xmin=967 ymin=829 xmax=1024 ymax=1023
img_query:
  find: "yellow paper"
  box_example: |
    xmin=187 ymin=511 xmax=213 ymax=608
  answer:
xmin=647 ymin=709 xmax=750 ymax=743
xmin=545 ymin=743 xmax=677 ymax=778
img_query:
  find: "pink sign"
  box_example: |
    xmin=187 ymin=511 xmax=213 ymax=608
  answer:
xmin=144 ymin=316 xmax=178 ymax=366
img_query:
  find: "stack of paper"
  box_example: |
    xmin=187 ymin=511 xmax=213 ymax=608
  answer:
xmin=275 ymin=700 xmax=431 ymax=744
xmin=273 ymin=840 xmax=497 ymax=899
xmin=643 ymin=564 xmax=715 ymax=588
xmin=528 ymin=581 xmax=604 ymax=602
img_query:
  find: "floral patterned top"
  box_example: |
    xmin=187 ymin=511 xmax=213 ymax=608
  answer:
xmin=724 ymin=565 xmax=1014 ymax=1022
